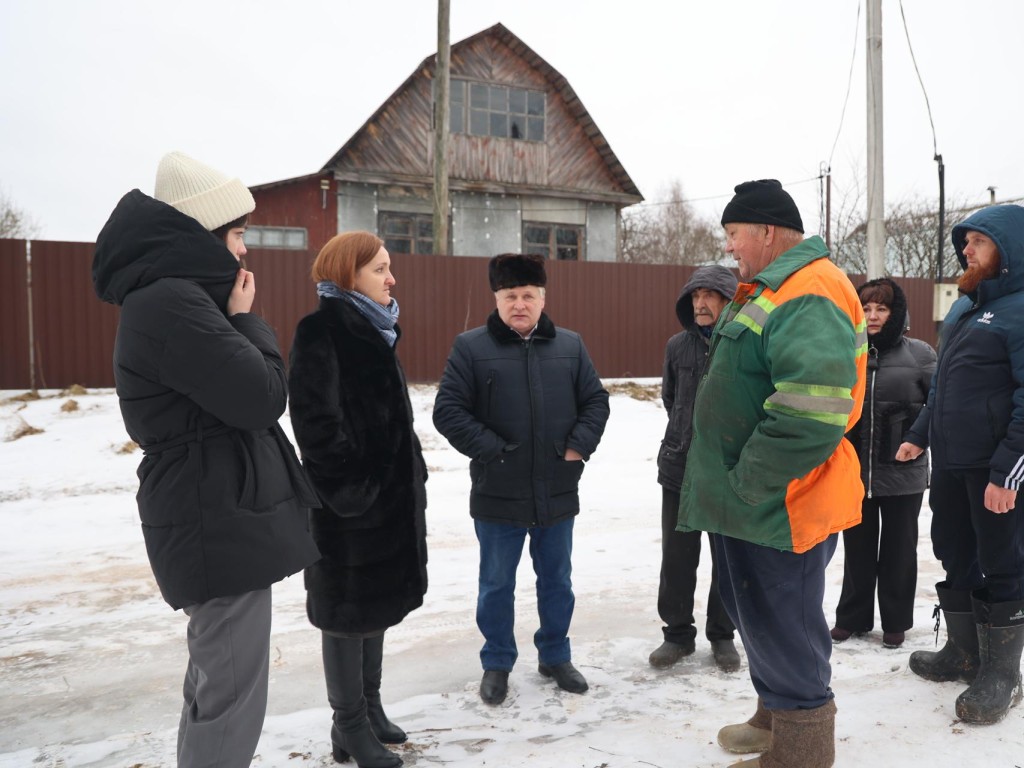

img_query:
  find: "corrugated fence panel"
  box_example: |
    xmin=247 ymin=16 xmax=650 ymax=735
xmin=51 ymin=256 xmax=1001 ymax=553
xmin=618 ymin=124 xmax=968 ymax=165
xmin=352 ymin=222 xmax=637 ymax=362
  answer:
xmin=32 ymin=240 xmax=119 ymax=389
xmin=245 ymin=248 xmax=319 ymax=363
xmin=0 ymin=240 xmax=31 ymax=389
xmin=0 ymin=239 xmax=946 ymax=390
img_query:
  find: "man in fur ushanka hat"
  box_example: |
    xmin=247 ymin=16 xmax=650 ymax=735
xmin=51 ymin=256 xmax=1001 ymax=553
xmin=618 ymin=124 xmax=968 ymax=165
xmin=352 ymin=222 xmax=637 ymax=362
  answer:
xmin=433 ymin=253 xmax=610 ymax=706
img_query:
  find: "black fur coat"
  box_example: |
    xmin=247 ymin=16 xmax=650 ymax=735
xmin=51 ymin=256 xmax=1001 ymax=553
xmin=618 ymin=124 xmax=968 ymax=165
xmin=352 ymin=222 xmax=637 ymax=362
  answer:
xmin=289 ymin=297 xmax=428 ymax=634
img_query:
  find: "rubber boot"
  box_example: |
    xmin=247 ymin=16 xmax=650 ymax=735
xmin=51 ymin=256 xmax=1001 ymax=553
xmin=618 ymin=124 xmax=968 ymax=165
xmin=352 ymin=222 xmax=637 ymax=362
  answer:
xmin=363 ymin=633 xmax=407 ymax=744
xmin=909 ymin=582 xmax=980 ymax=683
xmin=717 ymin=697 xmax=772 ymax=754
xmin=733 ymin=700 xmax=836 ymax=768
xmin=322 ymin=633 xmax=402 ymax=767
xmin=954 ymin=593 xmax=1024 ymax=724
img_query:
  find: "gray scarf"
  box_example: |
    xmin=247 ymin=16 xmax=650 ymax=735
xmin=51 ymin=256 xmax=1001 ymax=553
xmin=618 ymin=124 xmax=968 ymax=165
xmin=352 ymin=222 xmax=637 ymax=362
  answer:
xmin=316 ymin=281 xmax=399 ymax=347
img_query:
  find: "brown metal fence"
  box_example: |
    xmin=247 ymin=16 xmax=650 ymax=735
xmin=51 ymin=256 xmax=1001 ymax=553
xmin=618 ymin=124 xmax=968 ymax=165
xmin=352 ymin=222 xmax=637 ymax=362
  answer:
xmin=0 ymin=239 xmax=945 ymax=390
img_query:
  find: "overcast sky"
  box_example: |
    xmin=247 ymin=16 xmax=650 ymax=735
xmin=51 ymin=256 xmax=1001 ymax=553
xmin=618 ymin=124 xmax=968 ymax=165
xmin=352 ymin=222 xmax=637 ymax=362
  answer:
xmin=2 ymin=0 xmax=1021 ymax=243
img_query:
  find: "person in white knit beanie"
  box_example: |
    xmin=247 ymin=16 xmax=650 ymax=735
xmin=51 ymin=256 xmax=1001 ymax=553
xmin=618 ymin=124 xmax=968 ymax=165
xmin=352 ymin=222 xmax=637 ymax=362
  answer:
xmin=154 ymin=150 xmax=255 ymax=232
xmin=93 ymin=153 xmax=320 ymax=768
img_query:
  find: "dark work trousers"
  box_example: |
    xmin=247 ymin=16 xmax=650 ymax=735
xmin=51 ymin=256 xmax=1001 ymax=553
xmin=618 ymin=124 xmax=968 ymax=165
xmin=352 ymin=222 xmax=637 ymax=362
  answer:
xmin=835 ymin=492 xmax=922 ymax=633
xmin=659 ymin=487 xmax=734 ymax=644
xmin=715 ymin=533 xmax=837 ymax=710
xmin=177 ymin=587 xmax=272 ymax=768
xmin=930 ymin=467 xmax=1024 ymax=602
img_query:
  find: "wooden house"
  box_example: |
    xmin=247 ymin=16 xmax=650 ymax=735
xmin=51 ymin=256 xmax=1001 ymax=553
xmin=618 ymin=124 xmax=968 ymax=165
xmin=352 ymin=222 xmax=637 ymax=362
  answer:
xmin=248 ymin=22 xmax=642 ymax=260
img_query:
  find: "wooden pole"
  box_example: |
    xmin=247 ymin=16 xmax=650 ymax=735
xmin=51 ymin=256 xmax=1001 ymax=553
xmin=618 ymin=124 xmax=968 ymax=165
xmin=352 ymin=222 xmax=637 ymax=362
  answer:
xmin=432 ymin=0 xmax=451 ymax=255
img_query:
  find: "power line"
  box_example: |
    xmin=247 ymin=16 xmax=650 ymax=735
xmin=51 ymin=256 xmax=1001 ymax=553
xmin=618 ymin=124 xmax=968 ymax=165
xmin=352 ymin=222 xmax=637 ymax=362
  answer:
xmin=898 ymin=0 xmax=939 ymax=157
xmin=827 ymin=0 xmax=862 ymax=172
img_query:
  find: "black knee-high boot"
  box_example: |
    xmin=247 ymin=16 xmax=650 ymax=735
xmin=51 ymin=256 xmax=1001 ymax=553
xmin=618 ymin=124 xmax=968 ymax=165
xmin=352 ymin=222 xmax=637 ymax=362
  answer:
xmin=955 ymin=593 xmax=1024 ymax=724
xmin=363 ymin=633 xmax=407 ymax=744
xmin=322 ymin=633 xmax=402 ymax=767
xmin=909 ymin=582 xmax=980 ymax=683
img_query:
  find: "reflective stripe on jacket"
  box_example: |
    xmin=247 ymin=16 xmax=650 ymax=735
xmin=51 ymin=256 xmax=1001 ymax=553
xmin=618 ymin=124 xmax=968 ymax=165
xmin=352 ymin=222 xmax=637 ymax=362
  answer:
xmin=679 ymin=236 xmax=868 ymax=552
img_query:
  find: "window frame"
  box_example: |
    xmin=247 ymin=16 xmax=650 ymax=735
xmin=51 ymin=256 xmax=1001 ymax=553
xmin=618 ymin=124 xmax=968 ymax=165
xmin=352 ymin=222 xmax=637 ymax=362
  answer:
xmin=243 ymin=225 xmax=308 ymax=250
xmin=522 ymin=222 xmax=584 ymax=261
xmin=379 ymin=212 xmax=435 ymax=255
xmin=449 ymin=78 xmax=545 ymax=143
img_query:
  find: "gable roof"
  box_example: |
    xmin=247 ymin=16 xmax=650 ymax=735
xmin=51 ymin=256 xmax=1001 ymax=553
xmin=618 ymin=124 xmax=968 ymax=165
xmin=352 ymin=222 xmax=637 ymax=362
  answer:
xmin=321 ymin=22 xmax=642 ymax=201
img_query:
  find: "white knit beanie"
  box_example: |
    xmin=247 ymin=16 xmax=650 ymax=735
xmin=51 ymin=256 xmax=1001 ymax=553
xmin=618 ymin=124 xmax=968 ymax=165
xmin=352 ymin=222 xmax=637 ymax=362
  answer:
xmin=154 ymin=151 xmax=255 ymax=231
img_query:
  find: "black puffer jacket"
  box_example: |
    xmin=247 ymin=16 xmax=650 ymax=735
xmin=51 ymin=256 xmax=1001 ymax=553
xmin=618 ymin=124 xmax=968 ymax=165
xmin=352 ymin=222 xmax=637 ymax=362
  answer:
xmin=433 ymin=310 xmax=610 ymax=527
xmin=92 ymin=190 xmax=320 ymax=610
xmin=288 ymin=297 xmax=428 ymax=635
xmin=657 ymin=265 xmax=738 ymax=490
xmin=846 ymin=278 xmax=935 ymax=497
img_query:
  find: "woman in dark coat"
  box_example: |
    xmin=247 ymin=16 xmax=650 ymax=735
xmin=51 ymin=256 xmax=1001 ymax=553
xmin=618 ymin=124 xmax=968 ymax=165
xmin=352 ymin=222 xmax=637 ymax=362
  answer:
xmin=289 ymin=231 xmax=428 ymax=768
xmin=831 ymin=278 xmax=936 ymax=648
xmin=92 ymin=151 xmax=321 ymax=768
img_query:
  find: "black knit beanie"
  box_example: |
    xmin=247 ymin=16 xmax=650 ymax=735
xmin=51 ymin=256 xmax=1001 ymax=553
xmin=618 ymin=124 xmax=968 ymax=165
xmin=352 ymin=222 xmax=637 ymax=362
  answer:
xmin=721 ymin=179 xmax=804 ymax=233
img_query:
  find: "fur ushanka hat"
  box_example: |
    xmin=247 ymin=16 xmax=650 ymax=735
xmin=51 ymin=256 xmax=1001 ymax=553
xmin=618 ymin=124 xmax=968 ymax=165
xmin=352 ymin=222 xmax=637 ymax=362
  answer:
xmin=488 ymin=253 xmax=547 ymax=291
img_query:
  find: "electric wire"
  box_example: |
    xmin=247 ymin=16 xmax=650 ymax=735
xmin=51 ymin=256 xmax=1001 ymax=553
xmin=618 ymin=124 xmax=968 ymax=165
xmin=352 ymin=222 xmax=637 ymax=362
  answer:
xmin=827 ymin=0 xmax=862 ymax=172
xmin=898 ymin=0 xmax=939 ymax=157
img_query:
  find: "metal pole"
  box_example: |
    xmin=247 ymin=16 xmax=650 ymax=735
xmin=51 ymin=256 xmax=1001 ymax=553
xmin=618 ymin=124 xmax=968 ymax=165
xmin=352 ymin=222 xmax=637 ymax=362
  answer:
xmin=936 ymin=155 xmax=945 ymax=282
xmin=866 ymin=0 xmax=886 ymax=278
xmin=432 ymin=0 xmax=451 ymax=255
xmin=826 ymin=171 xmax=832 ymax=253
xmin=26 ymin=240 xmax=35 ymax=391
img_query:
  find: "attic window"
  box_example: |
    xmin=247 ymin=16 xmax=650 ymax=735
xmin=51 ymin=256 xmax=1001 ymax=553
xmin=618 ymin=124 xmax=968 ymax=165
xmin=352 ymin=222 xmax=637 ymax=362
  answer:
xmin=450 ymin=78 xmax=545 ymax=142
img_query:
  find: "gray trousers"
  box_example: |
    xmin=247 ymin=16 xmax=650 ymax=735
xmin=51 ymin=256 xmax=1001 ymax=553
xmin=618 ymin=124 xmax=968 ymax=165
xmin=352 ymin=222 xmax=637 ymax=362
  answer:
xmin=177 ymin=587 xmax=272 ymax=768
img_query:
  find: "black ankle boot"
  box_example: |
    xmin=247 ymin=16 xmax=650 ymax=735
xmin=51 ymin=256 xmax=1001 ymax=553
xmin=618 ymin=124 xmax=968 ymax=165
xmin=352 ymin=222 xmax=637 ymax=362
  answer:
xmin=909 ymin=582 xmax=980 ymax=683
xmin=323 ymin=633 xmax=403 ymax=767
xmin=363 ymin=633 xmax=407 ymax=744
xmin=955 ymin=594 xmax=1024 ymax=724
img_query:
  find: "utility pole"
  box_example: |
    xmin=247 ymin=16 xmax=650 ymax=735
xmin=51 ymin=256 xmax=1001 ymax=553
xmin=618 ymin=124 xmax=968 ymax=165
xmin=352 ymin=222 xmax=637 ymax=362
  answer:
xmin=865 ymin=0 xmax=886 ymax=279
xmin=432 ymin=0 xmax=451 ymax=255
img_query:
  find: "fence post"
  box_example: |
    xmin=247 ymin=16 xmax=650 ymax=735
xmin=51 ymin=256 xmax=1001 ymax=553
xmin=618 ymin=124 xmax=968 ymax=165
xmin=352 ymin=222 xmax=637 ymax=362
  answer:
xmin=26 ymin=240 xmax=35 ymax=392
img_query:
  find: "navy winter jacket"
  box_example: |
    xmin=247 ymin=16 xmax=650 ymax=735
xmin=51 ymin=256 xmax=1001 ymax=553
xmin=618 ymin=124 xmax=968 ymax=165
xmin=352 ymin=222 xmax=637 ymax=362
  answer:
xmin=433 ymin=310 xmax=609 ymax=527
xmin=905 ymin=204 xmax=1024 ymax=490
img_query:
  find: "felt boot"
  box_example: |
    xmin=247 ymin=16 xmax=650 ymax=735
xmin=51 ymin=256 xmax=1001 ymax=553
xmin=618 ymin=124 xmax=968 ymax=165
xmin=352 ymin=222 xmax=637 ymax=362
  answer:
xmin=753 ymin=699 xmax=837 ymax=768
xmin=717 ymin=697 xmax=772 ymax=754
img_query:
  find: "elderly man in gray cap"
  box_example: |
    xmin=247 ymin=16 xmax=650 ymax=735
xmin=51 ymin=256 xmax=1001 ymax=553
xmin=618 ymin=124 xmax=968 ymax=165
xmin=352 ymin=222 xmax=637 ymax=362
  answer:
xmin=650 ymin=265 xmax=741 ymax=673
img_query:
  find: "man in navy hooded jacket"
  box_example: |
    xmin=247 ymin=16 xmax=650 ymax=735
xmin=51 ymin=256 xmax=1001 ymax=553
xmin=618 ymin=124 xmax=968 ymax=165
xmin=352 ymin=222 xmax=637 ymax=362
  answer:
xmin=897 ymin=204 xmax=1024 ymax=724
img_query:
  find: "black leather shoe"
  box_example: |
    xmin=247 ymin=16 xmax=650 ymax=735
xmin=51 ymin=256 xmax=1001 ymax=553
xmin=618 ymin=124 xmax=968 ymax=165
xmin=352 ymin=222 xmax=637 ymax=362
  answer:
xmin=538 ymin=661 xmax=588 ymax=694
xmin=480 ymin=670 xmax=509 ymax=705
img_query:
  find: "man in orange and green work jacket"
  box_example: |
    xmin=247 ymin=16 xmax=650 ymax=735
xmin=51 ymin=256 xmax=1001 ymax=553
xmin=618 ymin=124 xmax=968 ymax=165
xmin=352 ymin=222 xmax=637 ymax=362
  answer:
xmin=679 ymin=179 xmax=867 ymax=768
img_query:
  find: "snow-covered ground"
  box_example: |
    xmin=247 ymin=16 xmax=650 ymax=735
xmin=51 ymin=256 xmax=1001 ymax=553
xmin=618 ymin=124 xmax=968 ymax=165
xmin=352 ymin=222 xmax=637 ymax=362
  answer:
xmin=1 ymin=384 xmax=1020 ymax=768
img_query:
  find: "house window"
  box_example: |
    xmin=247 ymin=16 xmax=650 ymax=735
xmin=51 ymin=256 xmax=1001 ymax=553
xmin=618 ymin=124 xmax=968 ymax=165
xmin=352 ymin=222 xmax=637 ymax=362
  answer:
xmin=244 ymin=226 xmax=307 ymax=250
xmin=450 ymin=78 xmax=545 ymax=142
xmin=523 ymin=223 xmax=583 ymax=261
xmin=380 ymin=213 xmax=434 ymax=255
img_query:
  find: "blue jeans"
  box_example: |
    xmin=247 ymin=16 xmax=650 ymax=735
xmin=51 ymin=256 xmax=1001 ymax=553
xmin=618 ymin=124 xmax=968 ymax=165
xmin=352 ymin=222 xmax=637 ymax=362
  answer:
xmin=474 ymin=517 xmax=575 ymax=671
